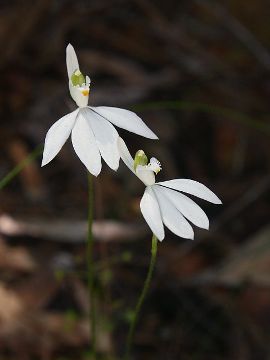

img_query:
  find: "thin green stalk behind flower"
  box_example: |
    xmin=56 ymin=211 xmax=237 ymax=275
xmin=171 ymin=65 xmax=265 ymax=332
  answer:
xmin=125 ymin=234 xmax=158 ymax=360
xmin=132 ymin=100 xmax=270 ymax=134
xmin=87 ymin=173 xmax=97 ymax=357
xmin=0 ymin=145 xmax=43 ymax=190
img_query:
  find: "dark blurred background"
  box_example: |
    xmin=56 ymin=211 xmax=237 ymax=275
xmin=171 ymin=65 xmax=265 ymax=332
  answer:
xmin=0 ymin=0 xmax=270 ymax=359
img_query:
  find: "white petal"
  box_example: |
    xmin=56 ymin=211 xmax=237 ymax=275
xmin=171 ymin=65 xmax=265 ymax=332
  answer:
xmin=91 ymin=106 xmax=158 ymax=139
xmin=71 ymin=112 xmax=101 ymax=176
xmin=153 ymin=186 xmax=194 ymax=240
xmin=140 ymin=186 xmax=164 ymax=241
xmin=83 ymin=108 xmax=120 ymax=170
xmin=157 ymin=179 xmax=222 ymax=204
xmin=117 ymin=137 xmax=136 ymax=174
xmin=156 ymin=185 xmax=209 ymax=229
xmin=66 ymin=44 xmax=79 ymax=79
xmin=42 ymin=109 xmax=78 ymax=167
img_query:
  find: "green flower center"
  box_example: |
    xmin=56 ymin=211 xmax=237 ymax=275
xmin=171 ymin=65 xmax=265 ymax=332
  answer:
xmin=71 ymin=69 xmax=85 ymax=86
xmin=134 ymin=150 xmax=148 ymax=171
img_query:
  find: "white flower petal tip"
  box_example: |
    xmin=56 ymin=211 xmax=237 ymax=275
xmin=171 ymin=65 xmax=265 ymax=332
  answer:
xmin=91 ymin=106 xmax=158 ymax=139
xmin=154 ymin=185 xmax=210 ymax=230
xmin=91 ymin=170 xmax=101 ymax=177
xmin=153 ymin=186 xmax=194 ymax=240
xmin=71 ymin=112 xmax=102 ymax=176
xmin=145 ymin=133 xmax=159 ymax=140
xmin=157 ymin=233 xmax=165 ymax=242
xmin=140 ymin=187 xmax=165 ymax=241
xmin=41 ymin=158 xmax=48 ymax=167
xmin=66 ymin=44 xmax=79 ymax=79
xmin=41 ymin=109 xmax=78 ymax=168
xmin=157 ymin=179 xmax=222 ymax=205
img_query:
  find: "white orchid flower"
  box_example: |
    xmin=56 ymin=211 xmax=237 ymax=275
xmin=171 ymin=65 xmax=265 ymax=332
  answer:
xmin=41 ymin=44 xmax=158 ymax=176
xmin=118 ymin=138 xmax=222 ymax=241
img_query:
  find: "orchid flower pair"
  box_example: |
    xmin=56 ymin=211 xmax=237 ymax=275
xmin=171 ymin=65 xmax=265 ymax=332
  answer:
xmin=42 ymin=44 xmax=221 ymax=241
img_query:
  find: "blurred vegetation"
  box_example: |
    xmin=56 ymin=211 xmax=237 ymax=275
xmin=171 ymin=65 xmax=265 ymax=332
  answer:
xmin=0 ymin=0 xmax=270 ymax=359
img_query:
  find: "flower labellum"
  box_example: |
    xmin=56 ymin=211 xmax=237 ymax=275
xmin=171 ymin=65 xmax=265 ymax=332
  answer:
xmin=69 ymin=66 xmax=91 ymax=108
xmin=41 ymin=44 xmax=158 ymax=176
xmin=118 ymin=137 xmax=222 ymax=241
xmin=148 ymin=158 xmax=162 ymax=174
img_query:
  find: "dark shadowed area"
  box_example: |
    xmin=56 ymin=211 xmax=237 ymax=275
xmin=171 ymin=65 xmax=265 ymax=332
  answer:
xmin=0 ymin=0 xmax=270 ymax=359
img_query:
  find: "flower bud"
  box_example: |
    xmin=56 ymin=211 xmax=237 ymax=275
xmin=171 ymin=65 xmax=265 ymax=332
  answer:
xmin=134 ymin=150 xmax=148 ymax=171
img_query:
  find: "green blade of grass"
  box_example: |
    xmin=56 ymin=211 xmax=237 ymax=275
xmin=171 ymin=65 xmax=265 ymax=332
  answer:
xmin=0 ymin=144 xmax=43 ymax=190
xmin=132 ymin=100 xmax=270 ymax=134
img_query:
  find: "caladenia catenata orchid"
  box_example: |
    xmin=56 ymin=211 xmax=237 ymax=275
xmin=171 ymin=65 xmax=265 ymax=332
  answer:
xmin=118 ymin=138 xmax=222 ymax=358
xmin=118 ymin=138 xmax=221 ymax=241
xmin=41 ymin=44 xmax=158 ymax=176
xmin=41 ymin=44 xmax=158 ymax=358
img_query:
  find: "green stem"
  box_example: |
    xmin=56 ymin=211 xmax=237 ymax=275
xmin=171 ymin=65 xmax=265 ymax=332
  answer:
xmin=87 ymin=173 xmax=96 ymax=357
xmin=125 ymin=234 xmax=158 ymax=359
xmin=132 ymin=100 xmax=270 ymax=134
xmin=0 ymin=144 xmax=43 ymax=190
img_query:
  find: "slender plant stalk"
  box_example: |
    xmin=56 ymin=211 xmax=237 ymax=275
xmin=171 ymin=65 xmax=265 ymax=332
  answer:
xmin=0 ymin=144 xmax=43 ymax=190
xmin=125 ymin=234 xmax=158 ymax=359
xmin=87 ymin=173 xmax=96 ymax=357
xmin=132 ymin=100 xmax=270 ymax=134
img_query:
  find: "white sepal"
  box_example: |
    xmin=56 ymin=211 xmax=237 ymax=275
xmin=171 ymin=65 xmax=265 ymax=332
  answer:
xmin=140 ymin=186 xmax=165 ymax=241
xmin=84 ymin=108 xmax=120 ymax=171
xmin=117 ymin=137 xmax=136 ymax=174
xmin=66 ymin=44 xmax=80 ymax=79
xmin=71 ymin=111 xmax=101 ymax=176
xmin=153 ymin=186 xmax=194 ymax=240
xmin=91 ymin=106 xmax=158 ymax=139
xmin=157 ymin=185 xmax=209 ymax=229
xmin=157 ymin=179 xmax=222 ymax=204
xmin=42 ymin=109 xmax=79 ymax=167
